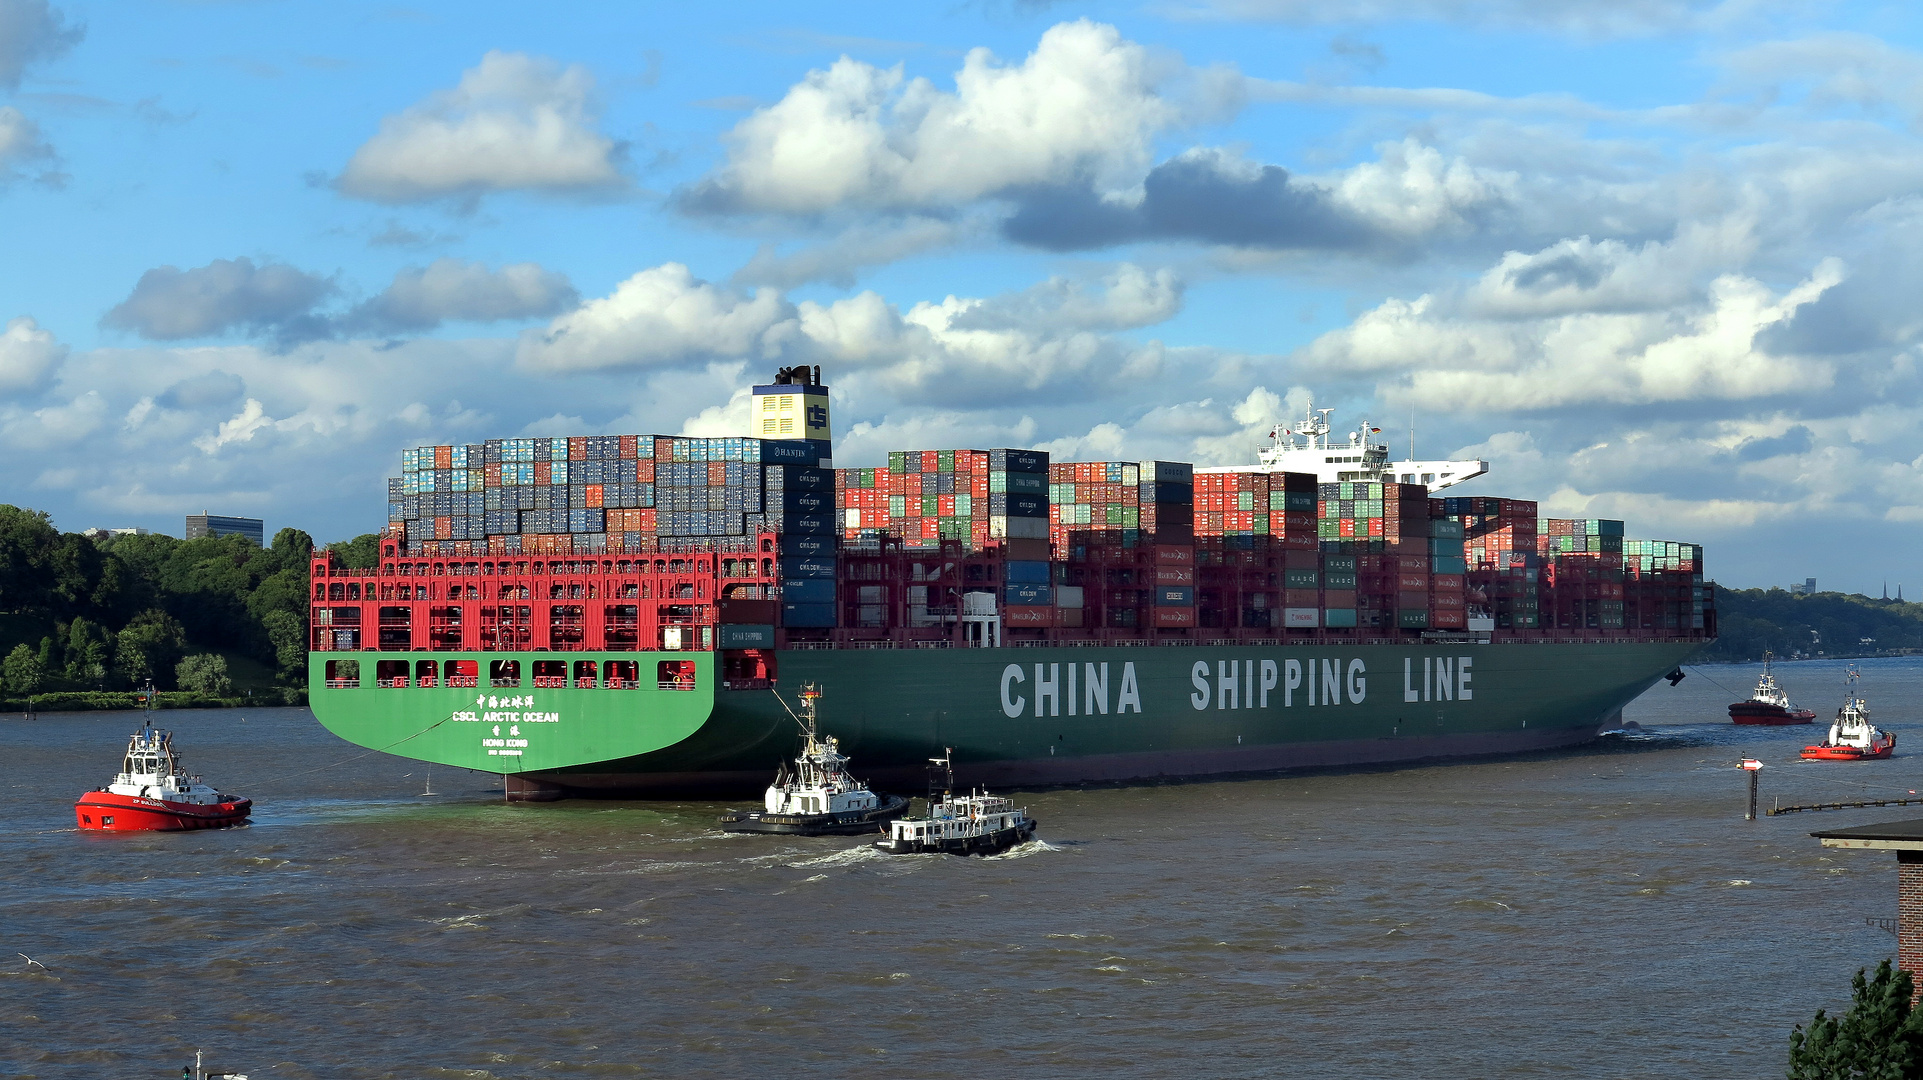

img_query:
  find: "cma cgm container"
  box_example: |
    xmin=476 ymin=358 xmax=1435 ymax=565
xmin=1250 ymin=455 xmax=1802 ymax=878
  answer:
xmin=309 ymin=368 xmax=1715 ymax=800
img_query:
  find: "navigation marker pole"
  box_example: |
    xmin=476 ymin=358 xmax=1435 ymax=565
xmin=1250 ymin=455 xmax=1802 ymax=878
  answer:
xmin=1741 ymin=758 xmax=1763 ymax=820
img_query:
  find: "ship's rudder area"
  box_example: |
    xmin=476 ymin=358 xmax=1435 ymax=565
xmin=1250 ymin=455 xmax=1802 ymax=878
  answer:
xmin=505 ymin=774 xmax=571 ymax=802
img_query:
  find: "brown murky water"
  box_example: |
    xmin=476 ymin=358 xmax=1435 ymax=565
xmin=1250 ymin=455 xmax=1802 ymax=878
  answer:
xmin=5 ymin=657 xmax=1919 ymax=1078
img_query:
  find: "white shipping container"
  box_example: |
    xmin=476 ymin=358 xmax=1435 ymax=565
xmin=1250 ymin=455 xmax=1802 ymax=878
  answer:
xmin=990 ymin=514 xmax=1050 ymax=539
xmin=1284 ymin=608 xmax=1319 ymax=628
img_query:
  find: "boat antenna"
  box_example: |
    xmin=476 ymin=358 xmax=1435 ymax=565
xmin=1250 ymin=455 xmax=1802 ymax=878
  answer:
xmin=927 ymin=748 xmax=954 ymax=805
xmin=768 ymin=684 xmax=820 ymax=739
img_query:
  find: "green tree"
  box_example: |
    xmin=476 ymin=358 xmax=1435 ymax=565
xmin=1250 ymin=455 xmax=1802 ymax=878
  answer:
xmin=175 ymin=653 xmax=234 ymax=695
xmin=261 ymin=609 xmax=307 ymax=680
xmin=329 ymin=533 xmax=383 ymax=570
xmin=115 ymin=609 xmax=187 ymax=689
xmin=2 ymin=642 xmax=44 ymax=695
xmin=1789 ymin=959 xmax=1923 ymax=1079
xmin=64 ymin=617 xmax=113 ymax=687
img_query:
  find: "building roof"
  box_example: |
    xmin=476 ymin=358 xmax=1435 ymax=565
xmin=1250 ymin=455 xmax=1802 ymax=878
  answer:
xmin=1812 ymin=818 xmax=1923 ymax=850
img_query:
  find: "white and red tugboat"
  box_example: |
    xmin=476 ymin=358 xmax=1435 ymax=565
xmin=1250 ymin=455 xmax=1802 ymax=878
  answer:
xmin=1729 ymin=652 xmax=1817 ymax=725
xmin=1801 ymin=668 xmax=1895 ymax=762
xmin=74 ymin=722 xmax=251 ymax=831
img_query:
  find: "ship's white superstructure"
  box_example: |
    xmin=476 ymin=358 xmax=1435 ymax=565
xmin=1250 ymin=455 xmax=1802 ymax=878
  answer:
xmin=1201 ymin=403 xmax=1488 ymax=492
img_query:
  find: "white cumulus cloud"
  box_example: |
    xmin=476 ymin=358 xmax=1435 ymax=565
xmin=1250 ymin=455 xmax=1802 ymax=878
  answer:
xmin=681 ymin=20 xmax=1216 ymax=215
xmin=0 ymin=315 xmax=66 ymax=393
xmin=337 ymin=50 xmax=625 ymax=204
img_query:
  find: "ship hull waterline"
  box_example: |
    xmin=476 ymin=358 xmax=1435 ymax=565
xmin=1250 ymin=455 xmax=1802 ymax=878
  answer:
xmin=310 ymin=640 xmax=1704 ymax=801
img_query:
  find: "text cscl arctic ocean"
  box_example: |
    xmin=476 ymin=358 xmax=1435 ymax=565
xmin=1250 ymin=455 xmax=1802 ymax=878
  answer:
xmin=308 ymin=368 xmax=1714 ymax=800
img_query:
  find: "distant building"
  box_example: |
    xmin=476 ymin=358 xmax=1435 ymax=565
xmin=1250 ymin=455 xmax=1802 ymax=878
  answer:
xmin=185 ymin=513 xmax=264 ymax=546
xmin=81 ymin=527 xmax=150 ymax=538
xmin=1789 ymin=578 xmax=1817 ymax=596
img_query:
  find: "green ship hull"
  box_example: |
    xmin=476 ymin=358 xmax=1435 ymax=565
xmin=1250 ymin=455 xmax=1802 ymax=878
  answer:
xmin=309 ymin=640 xmax=1703 ymax=799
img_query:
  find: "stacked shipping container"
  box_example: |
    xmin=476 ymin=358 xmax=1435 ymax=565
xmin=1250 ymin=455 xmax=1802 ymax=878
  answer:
xmin=354 ymin=424 xmax=1712 ymax=646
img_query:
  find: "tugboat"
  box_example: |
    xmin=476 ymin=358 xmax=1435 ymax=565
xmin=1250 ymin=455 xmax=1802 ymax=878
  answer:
xmin=718 ymin=683 xmax=909 ymax=835
xmin=874 ymin=751 xmax=1038 ymax=856
xmin=1801 ymin=668 xmax=1895 ymax=761
xmin=1730 ymin=652 xmax=1817 ymax=725
xmin=74 ymin=721 xmax=251 ymax=831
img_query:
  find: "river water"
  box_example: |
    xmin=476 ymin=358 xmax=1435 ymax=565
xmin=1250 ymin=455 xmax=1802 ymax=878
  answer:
xmin=6 ymin=657 xmax=1922 ymax=1079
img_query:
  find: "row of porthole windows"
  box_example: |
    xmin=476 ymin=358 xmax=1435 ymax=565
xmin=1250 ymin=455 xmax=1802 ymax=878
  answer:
xmin=324 ymin=657 xmax=697 ymax=691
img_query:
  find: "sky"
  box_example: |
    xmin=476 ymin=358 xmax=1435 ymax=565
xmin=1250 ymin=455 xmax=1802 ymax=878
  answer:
xmin=2 ymin=0 xmax=1921 ymax=592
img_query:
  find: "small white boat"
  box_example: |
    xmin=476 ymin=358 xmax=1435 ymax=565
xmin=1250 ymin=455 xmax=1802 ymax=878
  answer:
xmin=874 ymin=751 xmax=1037 ymax=856
xmin=1802 ymin=668 xmax=1895 ymax=761
xmin=718 ymin=683 xmax=908 ymax=836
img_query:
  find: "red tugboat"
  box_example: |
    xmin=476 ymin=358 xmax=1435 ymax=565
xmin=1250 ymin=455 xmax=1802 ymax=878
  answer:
xmin=74 ymin=723 xmax=251 ymax=831
xmin=1729 ymin=652 xmax=1817 ymax=725
xmin=1801 ymin=668 xmax=1895 ymax=761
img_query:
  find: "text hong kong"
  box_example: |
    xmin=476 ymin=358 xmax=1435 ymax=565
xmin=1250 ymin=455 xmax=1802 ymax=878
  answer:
xmin=998 ymin=657 xmax=1477 ymax=717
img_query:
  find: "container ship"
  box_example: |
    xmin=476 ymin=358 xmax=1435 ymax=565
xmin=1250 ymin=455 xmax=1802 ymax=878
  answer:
xmin=307 ymin=368 xmax=1714 ymax=800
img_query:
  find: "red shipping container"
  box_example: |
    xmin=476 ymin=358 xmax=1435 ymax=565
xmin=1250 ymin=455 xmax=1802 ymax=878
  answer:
xmin=619 ymin=435 xmax=638 ymax=459
xmin=1284 ymin=588 xmax=1319 ymax=606
xmin=1322 ymin=589 xmax=1358 ymax=608
xmin=1430 ymin=608 xmax=1467 ymax=628
xmin=1155 ymin=566 xmax=1194 ymax=585
xmin=1397 ymin=590 xmax=1428 ymax=609
xmin=1153 ymin=606 xmax=1197 ymax=627
xmin=1432 ymin=592 xmax=1465 ymax=610
xmin=485 ymin=463 xmax=502 ymax=485
xmin=708 ymin=462 xmax=726 ymax=486
xmin=1399 ymin=555 xmax=1431 ymax=572
xmin=568 ymin=436 xmax=587 ymax=461
xmin=434 ymin=516 xmax=452 ymax=540
xmin=1338 ymin=518 xmax=1355 ymax=537
xmin=1004 ymin=605 xmax=1055 ymax=627
xmin=535 ymin=461 xmax=551 ymax=485
xmin=938 ymin=494 xmax=956 ymax=516
xmin=1280 ymin=533 xmax=1318 ymax=550
xmin=635 ymin=461 xmax=654 ymax=483
xmin=1432 ymin=574 xmax=1464 ymax=590
xmin=1154 ymin=544 xmax=1194 ymax=565
xmin=585 ymin=484 xmax=604 ymax=508
xmin=636 ymin=510 xmax=656 ymax=530
xmin=653 ymin=436 xmax=674 ymax=460
xmin=434 ymin=445 xmax=452 ymax=470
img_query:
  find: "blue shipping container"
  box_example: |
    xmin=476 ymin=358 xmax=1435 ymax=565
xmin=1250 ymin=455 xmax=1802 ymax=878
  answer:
xmin=782 ymin=578 xmax=836 ymax=603
xmin=1156 ymin=586 xmax=1195 ymax=606
xmin=1004 ymin=582 xmax=1053 ymax=606
xmin=778 ymin=532 xmax=837 ymax=557
xmin=781 ymin=601 xmax=837 ymax=628
xmin=780 ymin=556 xmax=837 ymax=579
xmin=1005 ymin=560 xmax=1051 ymax=584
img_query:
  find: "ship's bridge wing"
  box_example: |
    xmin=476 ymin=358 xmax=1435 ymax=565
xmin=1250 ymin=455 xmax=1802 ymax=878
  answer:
xmin=1388 ymin=458 xmax=1488 ymax=493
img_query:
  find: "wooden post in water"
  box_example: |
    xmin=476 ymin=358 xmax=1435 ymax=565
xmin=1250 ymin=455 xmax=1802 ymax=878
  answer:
xmin=1741 ymin=759 xmax=1762 ymax=820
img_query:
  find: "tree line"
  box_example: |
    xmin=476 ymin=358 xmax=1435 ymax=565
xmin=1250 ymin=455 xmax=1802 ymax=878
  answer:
xmin=0 ymin=505 xmax=379 ymax=699
xmin=1705 ymin=587 xmax=1923 ymax=662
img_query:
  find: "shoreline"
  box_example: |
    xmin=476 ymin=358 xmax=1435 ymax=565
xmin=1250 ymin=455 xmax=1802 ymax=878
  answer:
xmin=4 ymin=689 xmax=308 ymax=714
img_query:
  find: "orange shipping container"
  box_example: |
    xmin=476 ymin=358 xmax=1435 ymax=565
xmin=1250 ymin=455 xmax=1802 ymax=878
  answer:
xmin=1155 ymin=566 xmax=1194 ymax=585
xmin=434 ymin=445 xmax=452 ymax=470
xmin=584 ymin=484 xmax=604 ymax=508
xmin=1153 ymin=606 xmax=1196 ymax=627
